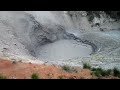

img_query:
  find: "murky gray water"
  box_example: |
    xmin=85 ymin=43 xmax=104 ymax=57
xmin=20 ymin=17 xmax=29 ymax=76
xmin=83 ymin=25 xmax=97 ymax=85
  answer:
xmin=37 ymin=39 xmax=92 ymax=61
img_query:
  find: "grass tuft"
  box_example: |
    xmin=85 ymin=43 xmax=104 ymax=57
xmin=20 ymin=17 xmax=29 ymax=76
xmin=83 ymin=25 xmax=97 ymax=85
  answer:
xmin=83 ymin=63 xmax=91 ymax=69
xmin=0 ymin=74 xmax=7 ymax=79
xmin=31 ymin=73 xmax=39 ymax=79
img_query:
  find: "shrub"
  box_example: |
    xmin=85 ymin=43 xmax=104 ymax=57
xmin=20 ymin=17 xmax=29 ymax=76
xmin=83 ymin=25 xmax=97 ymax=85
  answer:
xmin=0 ymin=74 xmax=7 ymax=79
xmin=91 ymin=68 xmax=112 ymax=77
xmin=83 ymin=63 xmax=91 ymax=69
xmin=12 ymin=61 xmax=16 ymax=64
xmin=97 ymin=68 xmax=108 ymax=76
xmin=91 ymin=67 xmax=97 ymax=71
xmin=61 ymin=65 xmax=71 ymax=72
xmin=113 ymin=68 xmax=120 ymax=77
xmin=58 ymin=75 xmax=65 ymax=79
xmin=84 ymin=64 xmax=120 ymax=78
xmin=31 ymin=73 xmax=39 ymax=79
xmin=105 ymin=69 xmax=112 ymax=76
xmin=92 ymin=70 xmax=102 ymax=77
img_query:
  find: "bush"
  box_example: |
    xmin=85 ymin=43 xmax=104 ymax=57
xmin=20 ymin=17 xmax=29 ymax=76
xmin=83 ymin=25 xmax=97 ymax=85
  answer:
xmin=12 ymin=61 xmax=16 ymax=64
xmin=91 ymin=68 xmax=112 ymax=77
xmin=91 ymin=68 xmax=102 ymax=77
xmin=31 ymin=73 xmax=39 ymax=79
xmin=0 ymin=74 xmax=7 ymax=79
xmin=91 ymin=67 xmax=97 ymax=71
xmin=83 ymin=63 xmax=91 ymax=69
xmin=62 ymin=65 xmax=71 ymax=72
xmin=113 ymin=68 xmax=120 ymax=77
xmin=84 ymin=64 xmax=120 ymax=78
xmin=92 ymin=70 xmax=102 ymax=77
xmin=97 ymin=68 xmax=109 ymax=76
xmin=58 ymin=75 xmax=65 ymax=79
xmin=105 ymin=69 xmax=112 ymax=76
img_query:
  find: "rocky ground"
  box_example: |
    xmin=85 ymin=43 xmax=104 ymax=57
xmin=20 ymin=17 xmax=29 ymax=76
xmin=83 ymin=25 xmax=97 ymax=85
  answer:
xmin=0 ymin=58 xmax=92 ymax=79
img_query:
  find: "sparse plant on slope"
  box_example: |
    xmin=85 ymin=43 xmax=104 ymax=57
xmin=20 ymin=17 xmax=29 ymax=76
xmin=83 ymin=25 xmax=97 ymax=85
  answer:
xmin=61 ymin=65 xmax=77 ymax=73
xmin=31 ymin=73 xmax=39 ymax=79
xmin=0 ymin=74 xmax=7 ymax=79
xmin=83 ymin=63 xmax=91 ymax=69
xmin=91 ymin=67 xmax=112 ymax=77
xmin=61 ymin=65 xmax=72 ymax=72
xmin=12 ymin=61 xmax=16 ymax=64
xmin=58 ymin=75 xmax=65 ymax=79
xmin=113 ymin=68 xmax=120 ymax=77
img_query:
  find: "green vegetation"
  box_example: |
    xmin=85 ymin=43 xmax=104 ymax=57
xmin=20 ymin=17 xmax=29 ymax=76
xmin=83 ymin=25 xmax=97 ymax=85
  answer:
xmin=31 ymin=73 xmax=39 ymax=79
xmin=0 ymin=74 xmax=7 ymax=79
xmin=12 ymin=61 xmax=16 ymax=64
xmin=61 ymin=65 xmax=72 ymax=72
xmin=92 ymin=67 xmax=120 ymax=78
xmin=58 ymin=75 xmax=65 ymax=79
xmin=83 ymin=63 xmax=91 ymax=69
xmin=61 ymin=65 xmax=78 ymax=73
xmin=91 ymin=68 xmax=112 ymax=77
xmin=105 ymin=69 xmax=112 ymax=76
xmin=83 ymin=63 xmax=120 ymax=78
xmin=113 ymin=68 xmax=120 ymax=77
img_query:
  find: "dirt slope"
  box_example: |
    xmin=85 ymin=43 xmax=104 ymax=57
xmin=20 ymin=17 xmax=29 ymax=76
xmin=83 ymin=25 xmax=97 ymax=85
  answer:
xmin=0 ymin=58 xmax=93 ymax=79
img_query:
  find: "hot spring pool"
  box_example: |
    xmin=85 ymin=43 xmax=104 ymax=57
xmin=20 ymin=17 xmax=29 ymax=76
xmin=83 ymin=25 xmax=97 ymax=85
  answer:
xmin=36 ymin=39 xmax=92 ymax=61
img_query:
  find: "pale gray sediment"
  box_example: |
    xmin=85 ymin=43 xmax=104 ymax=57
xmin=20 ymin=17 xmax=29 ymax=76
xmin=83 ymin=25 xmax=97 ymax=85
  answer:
xmin=65 ymin=32 xmax=98 ymax=54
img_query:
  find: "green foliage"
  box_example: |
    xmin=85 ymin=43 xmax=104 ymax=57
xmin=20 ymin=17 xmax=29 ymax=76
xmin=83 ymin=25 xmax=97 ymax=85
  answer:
xmin=105 ymin=69 xmax=112 ymax=76
xmin=91 ymin=67 xmax=120 ymax=78
xmin=91 ymin=67 xmax=97 ymax=71
xmin=92 ymin=70 xmax=102 ymax=77
xmin=12 ymin=61 xmax=16 ymax=64
xmin=62 ymin=65 xmax=71 ymax=72
xmin=31 ymin=73 xmax=39 ymax=79
xmin=91 ymin=67 xmax=112 ymax=77
xmin=83 ymin=63 xmax=120 ymax=78
xmin=113 ymin=68 xmax=120 ymax=77
xmin=83 ymin=63 xmax=91 ymax=69
xmin=58 ymin=75 xmax=65 ymax=79
xmin=0 ymin=74 xmax=7 ymax=79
